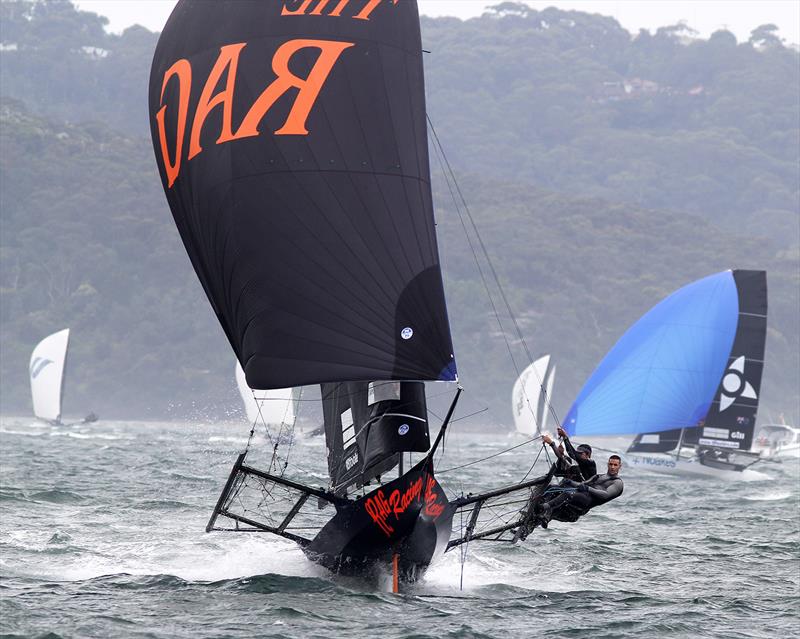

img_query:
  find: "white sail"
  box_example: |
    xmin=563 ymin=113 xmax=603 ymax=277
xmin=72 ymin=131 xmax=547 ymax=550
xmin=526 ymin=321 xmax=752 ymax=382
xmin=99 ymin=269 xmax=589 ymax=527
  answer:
xmin=511 ymin=355 xmax=556 ymax=436
xmin=30 ymin=328 xmax=70 ymax=423
xmin=235 ymin=361 xmax=297 ymax=426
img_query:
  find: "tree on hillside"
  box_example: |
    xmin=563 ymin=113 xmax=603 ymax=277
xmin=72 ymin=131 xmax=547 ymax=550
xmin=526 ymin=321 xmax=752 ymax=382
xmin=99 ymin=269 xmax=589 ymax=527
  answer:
xmin=749 ymin=24 xmax=783 ymax=48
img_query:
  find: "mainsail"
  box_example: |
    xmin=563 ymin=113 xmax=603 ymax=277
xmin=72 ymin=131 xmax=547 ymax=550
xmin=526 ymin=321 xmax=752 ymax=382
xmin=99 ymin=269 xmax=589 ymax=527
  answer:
xmin=29 ymin=328 xmax=70 ymax=424
xmin=149 ymin=0 xmax=457 ymax=392
xmin=322 ymin=381 xmax=430 ymax=494
xmin=511 ymin=355 xmax=555 ymax=436
xmin=565 ymin=270 xmax=767 ymax=452
xmin=234 ymin=361 xmax=298 ymax=426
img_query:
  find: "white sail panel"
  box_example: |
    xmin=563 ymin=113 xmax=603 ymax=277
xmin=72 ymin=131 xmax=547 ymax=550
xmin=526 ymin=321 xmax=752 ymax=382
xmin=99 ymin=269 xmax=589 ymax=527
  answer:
xmin=511 ymin=355 xmax=554 ymax=436
xmin=30 ymin=328 xmax=69 ymax=423
xmin=542 ymin=363 xmax=556 ymax=434
xmin=235 ymin=361 xmax=296 ymax=426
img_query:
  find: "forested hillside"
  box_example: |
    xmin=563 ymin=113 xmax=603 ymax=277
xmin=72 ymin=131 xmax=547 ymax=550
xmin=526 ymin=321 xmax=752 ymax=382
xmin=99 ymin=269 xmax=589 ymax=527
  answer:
xmin=1 ymin=0 xmax=798 ymax=425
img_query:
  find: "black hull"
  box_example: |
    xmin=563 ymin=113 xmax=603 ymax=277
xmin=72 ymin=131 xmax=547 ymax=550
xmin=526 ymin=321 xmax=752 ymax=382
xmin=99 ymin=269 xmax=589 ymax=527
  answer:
xmin=303 ymin=459 xmax=453 ymax=581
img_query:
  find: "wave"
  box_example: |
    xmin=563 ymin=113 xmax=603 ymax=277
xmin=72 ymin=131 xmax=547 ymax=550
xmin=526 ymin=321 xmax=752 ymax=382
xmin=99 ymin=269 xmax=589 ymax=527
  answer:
xmin=136 ymin=500 xmax=196 ymax=511
xmin=743 ymin=491 xmax=794 ymax=502
xmin=29 ymin=490 xmax=86 ymax=504
xmin=0 ymin=428 xmax=48 ymax=437
xmin=207 ymin=436 xmax=250 ymax=444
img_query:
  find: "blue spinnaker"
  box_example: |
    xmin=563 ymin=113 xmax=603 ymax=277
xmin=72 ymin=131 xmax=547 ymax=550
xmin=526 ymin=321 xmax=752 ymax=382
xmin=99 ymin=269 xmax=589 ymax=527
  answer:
xmin=564 ymin=271 xmax=738 ymax=437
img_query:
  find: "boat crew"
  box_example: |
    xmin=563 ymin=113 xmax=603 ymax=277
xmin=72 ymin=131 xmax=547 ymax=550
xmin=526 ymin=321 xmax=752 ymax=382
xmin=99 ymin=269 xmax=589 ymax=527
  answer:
xmin=535 ymin=455 xmax=623 ymax=527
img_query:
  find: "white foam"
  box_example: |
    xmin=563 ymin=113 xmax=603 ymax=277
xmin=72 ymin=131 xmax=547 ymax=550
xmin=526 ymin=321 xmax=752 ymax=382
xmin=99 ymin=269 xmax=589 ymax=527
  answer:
xmin=743 ymin=491 xmax=794 ymax=502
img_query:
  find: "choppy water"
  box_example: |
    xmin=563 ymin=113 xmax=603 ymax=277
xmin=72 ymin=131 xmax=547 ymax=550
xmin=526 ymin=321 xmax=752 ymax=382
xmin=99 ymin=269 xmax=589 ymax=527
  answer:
xmin=1 ymin=416 xmax=798 ymax=639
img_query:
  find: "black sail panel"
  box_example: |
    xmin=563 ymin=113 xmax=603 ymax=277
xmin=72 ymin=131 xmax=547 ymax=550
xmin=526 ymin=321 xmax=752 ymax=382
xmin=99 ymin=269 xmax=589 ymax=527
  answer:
xmin=149 ymin=0 xmax=456 ymax=389
xmin=359 ymin=381 xmax=430 ymax=478
xmin=627 ymin=428 xmax=684 ymax=454
xmin=321 ymin=382 xmax=365 ymax=492
xmin=322 ymin=380 xmax=430 ymax=494
xmin=697 ymin=270 xmax=767 ymax=451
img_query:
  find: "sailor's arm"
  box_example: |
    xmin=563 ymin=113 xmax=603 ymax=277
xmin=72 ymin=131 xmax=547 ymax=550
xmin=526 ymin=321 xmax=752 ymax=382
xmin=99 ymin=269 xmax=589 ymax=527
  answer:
xmin=557 ymin=427 xmax=579 ymax=460
xmin=586 ymin=479 xmax=623 ymax=501
xmin=542 ymin=434 xmax=565 ymax=460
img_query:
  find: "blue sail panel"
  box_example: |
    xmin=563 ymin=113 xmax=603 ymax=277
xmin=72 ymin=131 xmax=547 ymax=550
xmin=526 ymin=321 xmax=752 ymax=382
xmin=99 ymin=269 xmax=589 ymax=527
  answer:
xmin=564 ymin=271 xmax=738 ymax=437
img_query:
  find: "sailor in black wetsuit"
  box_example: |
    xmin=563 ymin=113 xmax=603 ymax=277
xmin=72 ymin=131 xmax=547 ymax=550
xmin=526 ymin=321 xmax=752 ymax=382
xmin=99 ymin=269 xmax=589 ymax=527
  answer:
xmin=542 ymin=427 xmax=597 ymax=481
xmin=536 ymin=455 xmax=623 ymax=527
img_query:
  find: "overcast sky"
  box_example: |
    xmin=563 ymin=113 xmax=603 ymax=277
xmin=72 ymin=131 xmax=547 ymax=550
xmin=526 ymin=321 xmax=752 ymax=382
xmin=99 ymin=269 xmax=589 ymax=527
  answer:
xmin=73 ymin=0 xmax=800 ymax=45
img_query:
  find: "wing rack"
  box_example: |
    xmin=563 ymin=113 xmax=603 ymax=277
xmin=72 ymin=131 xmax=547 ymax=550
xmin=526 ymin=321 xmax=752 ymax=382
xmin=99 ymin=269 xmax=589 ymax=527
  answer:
xmin=206 ymin=452 xmax=341 ymax=545
xmin=446 ymin=465 xmax=556 ymax=550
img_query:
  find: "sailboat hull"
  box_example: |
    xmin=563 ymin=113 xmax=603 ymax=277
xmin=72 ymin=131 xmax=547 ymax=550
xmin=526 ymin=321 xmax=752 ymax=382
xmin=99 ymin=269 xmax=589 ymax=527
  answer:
xmin=303 ymin=461 xmax=453 ymax=581
xmin=626 ymin=452 xmax=770 ymax=481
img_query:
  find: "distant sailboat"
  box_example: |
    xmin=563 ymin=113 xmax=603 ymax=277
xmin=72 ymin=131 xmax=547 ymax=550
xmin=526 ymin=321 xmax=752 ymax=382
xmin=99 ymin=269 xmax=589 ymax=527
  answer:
xmin=30 ymin=329 xmax=97 ymax=426
xmin=564 ymin=270 xmax=769 ymax=480
xmin=511 ymin=355 xmax=555 ymax=437
xmin=234 ymin=361 xmax=298 ymax=428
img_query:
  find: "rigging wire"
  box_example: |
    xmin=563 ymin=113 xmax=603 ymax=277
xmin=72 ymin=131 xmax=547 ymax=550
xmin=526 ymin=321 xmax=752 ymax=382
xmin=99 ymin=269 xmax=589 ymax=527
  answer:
xmin=427 ymin=116 xmax=564 ymax=435
xmin=437 ymin=435 xmax=544 ymax=474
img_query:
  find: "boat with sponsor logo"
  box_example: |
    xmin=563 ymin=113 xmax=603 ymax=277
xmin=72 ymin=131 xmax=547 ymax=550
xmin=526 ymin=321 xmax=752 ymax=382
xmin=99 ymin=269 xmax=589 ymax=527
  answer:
xmin=30 ymin=328 xmax=98 ymax=426
xmin=511 ymin=355 xmax=555 ymax=438
xmin=564 ymin=270 xmax=770 ymax=481
xmin=149 ymin=0 xmax=558 ymax=585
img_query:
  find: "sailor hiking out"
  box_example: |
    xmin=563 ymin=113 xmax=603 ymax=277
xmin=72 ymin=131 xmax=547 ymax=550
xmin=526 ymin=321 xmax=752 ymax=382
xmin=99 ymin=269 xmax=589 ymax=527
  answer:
xmin=535 ymin=455 xmax=623 ymax=528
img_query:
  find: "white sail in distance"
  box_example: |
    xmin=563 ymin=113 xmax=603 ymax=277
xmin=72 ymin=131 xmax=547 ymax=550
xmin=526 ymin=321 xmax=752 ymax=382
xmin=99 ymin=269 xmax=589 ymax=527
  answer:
xmin=235 ymin=361 xmax=297 ymax=427
xmin=511 ymin=355 xmax=556 ymax=436
xmin=30 ymin=328 xmax=70 ymax=423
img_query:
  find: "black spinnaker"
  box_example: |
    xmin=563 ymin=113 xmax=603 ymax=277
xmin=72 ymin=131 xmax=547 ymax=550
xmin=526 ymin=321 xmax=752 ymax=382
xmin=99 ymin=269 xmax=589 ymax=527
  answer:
xmin=149 ymin=0 xmax=456 ymax=391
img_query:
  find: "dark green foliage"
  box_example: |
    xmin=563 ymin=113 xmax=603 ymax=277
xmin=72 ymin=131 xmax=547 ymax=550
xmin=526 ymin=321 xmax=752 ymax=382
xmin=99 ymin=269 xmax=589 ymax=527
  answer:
xmin=0 ymin=1 xmax=797 ymax=425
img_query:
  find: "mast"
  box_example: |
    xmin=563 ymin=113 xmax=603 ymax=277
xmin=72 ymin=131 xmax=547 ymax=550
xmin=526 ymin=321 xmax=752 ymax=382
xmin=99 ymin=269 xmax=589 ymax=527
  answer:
xmin=426 ymin=387 xmax=462 ymax=465
xmin=674 ymin=428 xmax=685 ymax=461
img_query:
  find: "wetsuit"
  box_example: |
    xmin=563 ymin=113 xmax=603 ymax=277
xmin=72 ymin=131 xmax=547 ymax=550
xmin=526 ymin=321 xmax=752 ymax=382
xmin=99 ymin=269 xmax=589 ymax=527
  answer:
xmin=540 ymin=473 xmax=623 ymax=523
xmin=547 ymin=436 xmax=596 ymax=480
xmin=564 ymin=437 xmax=597 ymax=480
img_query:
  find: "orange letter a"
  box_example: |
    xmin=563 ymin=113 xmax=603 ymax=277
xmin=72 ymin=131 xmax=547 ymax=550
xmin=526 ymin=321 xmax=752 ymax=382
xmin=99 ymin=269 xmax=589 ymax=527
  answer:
xmin=230 ymin=38 xmax=354 ymax=138
xmin=188 ymin=43 xmax=247 ymax=160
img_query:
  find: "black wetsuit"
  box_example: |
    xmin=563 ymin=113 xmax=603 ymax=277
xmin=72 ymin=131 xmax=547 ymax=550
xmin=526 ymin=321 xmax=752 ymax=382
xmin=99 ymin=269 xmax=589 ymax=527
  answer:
xmin=564 ymin=437 xmax=597 ymax=480
xmin=542 ymin=473 xmax=623 ymax=523
xmin=548 ymin=436 xmax=597 ymax=481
